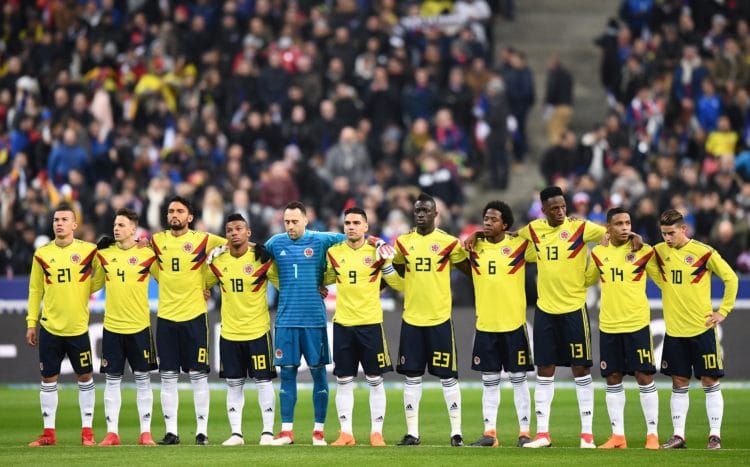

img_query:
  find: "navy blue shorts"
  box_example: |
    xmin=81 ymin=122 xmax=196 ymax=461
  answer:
xmin=101 ymin=326 xmax=158 ymax=374
xmin=599 ymin=326 xmax=656 ymax=377
xmin=156 ymin=314 xmax=210 ymax=373
xmin=533 ymin=305 xmax=593 ymax=368
xmin=397 ymin=319 xmax=458 ymax=378
xmin=333 ymin=322 xmax=393 ymax=377
xmin=471 ymin=325 xmax=534 ymax=373
xmin=38 ymin=326 xmax=93 ymax=377
xmin=220 ymin=333 xmax=277 ymax=379
xmin=273 ymin=327 xmax=331 ymax=367
xmin=661 ymin=328 xmax=725 ymax=379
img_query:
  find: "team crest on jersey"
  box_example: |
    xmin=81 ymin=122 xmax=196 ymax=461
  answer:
xmin=625 ymin=253 xmax=636 ymax=263
xmin=70 ymin=253 xmax=81 ymax=264
xmin=183 ymin=242 xmax=193 ymax=253
xmin=600 ymin=361 xmax=607 ymax=370
xmin=473 ymin=356 xmax=481 ymax=365
xmin=128 ymin=256 xmax=138 ymax=266
xmin=430 ymin=243 xmax=440 ymax=253
xmin=102 ymin=359 xmax=108 ymax=368
xmin=304 ymin=247 xmax=314 ymax=257
xmin=275 ymin=349 xmax=283 ymax=359
xmin=559 ymin=230 xmax=570 ymax=240
xmin=244 ymin=264 xmax=254 ymax=275
xmin=501 ymin=246 xmax=512 ymax=256
xmin=363 ymin=256 xmax=374 ymax=266
xmin=684 ymin=255 xmax=695 ymax=265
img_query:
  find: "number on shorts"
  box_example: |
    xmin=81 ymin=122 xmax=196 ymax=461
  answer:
xmin=251 ymin=354 xmax=267 ymax=370
xmin=376 ymin=352 xmax=386 ymax=368
xmin=637 ymin=348 xmax=652 ymax=363
xmin=197 ymin=347 xmax=208 ymax=363
xmin=432 ymin=351 xmax=450 ymax=368
xmin=517 ymin=350 xmax=527 ymax=365
xmin=702 ymin=353 xmax=718 ymax=369
xmin=79 ymin=350 xmax=92 ymax=367
xmin=569 ymin=343 xmax=584 ymax=359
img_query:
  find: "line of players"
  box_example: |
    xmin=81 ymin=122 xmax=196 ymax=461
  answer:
xmin=25 ymin=185 xmax=737 ymax=450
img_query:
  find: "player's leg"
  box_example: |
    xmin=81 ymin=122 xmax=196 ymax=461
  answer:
xmin=301 ymin=327 xmax=331 ymax=445
xmin=396 ymin=320 xmax=426 ymax=445
xmin=272 ymin=327 xmax=301 ymax=445
xmin=248 ymin=332 xmax=276 ymax=445
xmin=358 ymin=323 xmax=392 ymax=446
xmin=156 ymin=317 xmax=181 ymax=444
xmin=524 ymin=307 xmax=558 ymax=448
xmin=100 ymin=329 xmax=125 ymax=445
xmin=503 ymin=324 xmax=534 ymax=447
xmin=219 ymin=337 xmax=246 ymax=446
xmin=332 ymin=323 xmax=357 ymax=445
xmin=67 ymin=332 xmax=96 ymax=446
xmin=693 ymin=328 xmax=725 ymax=449
xmin=660 ymin=334 xmax=691 ymax=449
xmin=565 ymin=307 xmax=595 ymax=448
xmin=184 ymin=314 xmax=211 ymax=445
xmin=29 ymin=327 xmax=64 ymax=447
xmin=627 ymin=326 xmax=658 ymax=449
xmin=597 ymin=330 xmax=626 ymax=449
xmin=426 ymin=319 xmax=462 ymax=446
xmin=130 ymin=326 xmax=158 ymax=445
xmin=470 ymin=330 xmax=501 ymax=447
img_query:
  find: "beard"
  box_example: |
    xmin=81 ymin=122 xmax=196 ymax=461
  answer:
xmin=169 ymin=220 xmax=187 ymax=231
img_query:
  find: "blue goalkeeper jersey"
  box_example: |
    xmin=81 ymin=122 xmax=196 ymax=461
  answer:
xmin=265 ymin=230 xmax=345 ymax=328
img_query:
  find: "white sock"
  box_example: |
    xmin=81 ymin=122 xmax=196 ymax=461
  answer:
xmin=190 ymin=370 xmax=210 ymax=436
xmin=160 ymin=371 xmax=179 ymax=434
xmin=534 ymin=376 xmax=555 ymax=433
xmin=481 ymin=372 xmax=501 ymax=432
xmin=441 ymin=378 xmax=462 ymax=436
xmin=575 ymin=375 xmax=594 ymax=434
xmin=256 ymin=379 xmax=275 ymax=434
xmin=226 ymin=378 xmax=245 ymax=435
xmin=78 ymin=378 xmax=95 ymax=429
xmin=314 ymin=422 xmax=324 ymax=432
xmin=40 ymin=381 xmax=58 ymax=429
xmin=510 ymin=372 xmax=531 ymax=433
xmin=605 ymin=383 xmax=625 ymax=436
xmin=670 ymin=386 xmax=689 ymax=438
xmin=281 ymin=422 xmax=294 ymax=432
xmin=638 ymin=382 xmax=659 ymax=435
xmin=366 ymin=375 xmax=386 ymax=434
xmin=404 ymin=376 xmax=422 ymax=438
xmin=704 ymin=383 xmax=723 ymax=438
xmin=134 ymin=372 xmax=153 ymax=434
xmin=104 ymin=374 xmax=122 ymax=433
xmin=335 ymin=377 xmax=355 ymax=434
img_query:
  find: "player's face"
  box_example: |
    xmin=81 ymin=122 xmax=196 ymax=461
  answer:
xmin=660 ymin=223 xmax=688 ymax=248
xmin=113 ymin=215 xmax=136 ymax=242
xmin=542 ymin=196 xmax=567 ymax=227
xmin=483 ymin=208 xmax=507 ymax=237
xmin=284 ymin=208 xmax=308 ymax=240
xmin=52 ymin=210 xmax=77 ymax=240
xmin=225 ymin=220 xmax=250 ymax=248
xmin=413 ymin=200 xmax=437 ymax=229
xmin=607 ymin=213 xmax=631 ymax=243
xmin=343 ymin=213 xmax=368 ymax=242
xmin=167 ymin=201 xmax=193 ymax=231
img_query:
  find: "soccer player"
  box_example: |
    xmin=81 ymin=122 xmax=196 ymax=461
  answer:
xmin=654 ymin=209 xmax=738 ymax=450
xmin=393 ymin=193 xmax=472 ymax=447
xmin=151 ymin=196 xmax=225 ymax=445
xmin=206 ymin=214 xmax=277 ymax=446
xmin=94 ymin=208 xmax=159 ymax=446
xmin=584 ymin=207 xmax=662 ymax=450
xmin=468 ymin=201 xmax=535 ymax=448
xmin=323 ymin=207 xmax=404 ymax=447
xmin=26 ymin=202 xmax=102 ymax=447
xmin=516 ymin=186 xmax=607 ymax=449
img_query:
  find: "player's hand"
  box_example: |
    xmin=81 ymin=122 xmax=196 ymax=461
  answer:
xmin=203 ymin=289 xmax=211 ymax=301
xmin=318 ymin=285 xmax=329 ymax=299
xmin=705 ymin=311 xmax=725 ymax=328
xmin=96 ymin=235 xmax=116 ymax=250
xmin=253 ymin=243 xmax=271 ymax=263
xmin=368 ymin=236 xmax=395 ymax=261
xmin=26 ymin=328 xmax=38 ymax=347
xmin=629 ymin=232 xmax=644 ymax=251
xmin=463 ymin=231 xmax=482 ymax=251
xmin=600 ymin=232 xmax=610 ymax=247
xmin=135 ymin=236 xmax=151 ymax=249
xmin=207 ymin=245 xmax=227 ymax=265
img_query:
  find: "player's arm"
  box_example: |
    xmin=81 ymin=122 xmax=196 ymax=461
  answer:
xmin=392 ymin=238 xmax=406 ymax=276
xmin=583 ymin=220 xmax=607 ymax=243
xmin=266 ymin=261 xmax=279 ymax=289
xmin=584 ymin=250 xmax=602 ymax=288
xmin=323 ymin=254 xmax=336 ymax=286
xmin=312 ymin=231 xmax=347 ymax=249
xmin=707 ymin=250 xmax=739 ymax=322
xmin=382 ymin=258 xmax=404 ymax=292
xmin=26 ymin=256 xmax=44 ymax=346
xmin=207 ymin=232 xmax=228 ymax=250
xmin=90 ymin=251 xmax=105 ymax=292
xmin=644 ymin=249 xmax=664 ymax=289
xmin=451 ymin=241 xmax=472 ymax=277
xmin=205 ymin=263 xmax=219 ymax=289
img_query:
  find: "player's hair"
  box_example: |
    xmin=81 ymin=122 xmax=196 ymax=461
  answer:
xmin=54 ymin=202 xmax=76 ymax=220
xmin=343 ymin=206 xmax=367 ymax=221
xmin=659 ymin=209 xmax=685 ymax=226
xmin=416 ymin=192 xmax=436 ymax=206
xmin=285 ymin=200 xmax=307 ymax=215
xmin=225 ymin=213 xmax=248 ymax=226
xmin=168 ymin=195 xmax=194 ymax=214
xmin=606 ymin=206 xmax=630 ymax=223
xmin=482 ymin=200 xmax=514 ymax=230
xmin=540 ymin=186 xmax=564 ymax=203
xmin=115 ymin=207 xmax=139 ymax=224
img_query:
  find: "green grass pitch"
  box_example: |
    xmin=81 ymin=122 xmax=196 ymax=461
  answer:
xmin=0 ymin=384 xmax=747 ymax=465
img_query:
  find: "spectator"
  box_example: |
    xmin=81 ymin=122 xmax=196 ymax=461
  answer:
xmin=323 ymin=126 xmax=373 ymax=193
xmin=47 ymin=127 xmax=89 ymax=187
xmin=503 ymin=49 xmax=535 ymax=163
xmin=544 ymin=55 xmax=574 ymax=144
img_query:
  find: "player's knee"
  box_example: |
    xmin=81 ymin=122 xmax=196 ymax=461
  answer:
xmin=536 ymin=365 xmax=555 ymax=377
xmin=403 ymin=372 xmax=423 ymax=379
xmin=701 ymin=376 xmax=720 ymax=388
xmin=365 ymin=375 xmax=383 ymax=385
xmin=571 ymin=366 xmax=590 ymax=378
xmin=77 ymin=372 xmax=93 ymax=383
xmin=280 ymin=365 xmax=298 ymax=381
xmin=42 ymin=375 xmax=59 ymax=384
xmin=671 ymin=375 xmax=690 ymax=389
xmin=634 ymin=372 xmax=653 ymax=386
